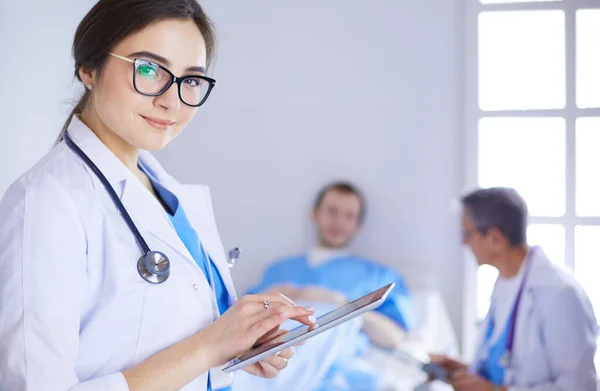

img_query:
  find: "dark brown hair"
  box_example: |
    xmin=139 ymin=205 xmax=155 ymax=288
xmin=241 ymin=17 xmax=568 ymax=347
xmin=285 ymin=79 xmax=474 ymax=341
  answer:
xmin=59 ymin=0 xmax=216 ymax=139
xmin=313 ymin=181 xmax=366 ymax=223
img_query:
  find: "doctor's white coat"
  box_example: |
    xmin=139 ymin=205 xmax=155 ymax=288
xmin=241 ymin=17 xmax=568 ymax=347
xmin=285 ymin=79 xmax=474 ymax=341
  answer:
xmin=470 ymin=247 xmax=598 ymax=391
xmin=0 ymin=117 xmax=238 ymax=390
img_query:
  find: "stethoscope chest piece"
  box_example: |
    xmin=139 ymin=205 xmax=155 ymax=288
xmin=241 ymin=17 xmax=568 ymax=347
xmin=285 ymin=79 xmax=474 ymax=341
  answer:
xmin=138 ymin=251 xmax=171 ymax=284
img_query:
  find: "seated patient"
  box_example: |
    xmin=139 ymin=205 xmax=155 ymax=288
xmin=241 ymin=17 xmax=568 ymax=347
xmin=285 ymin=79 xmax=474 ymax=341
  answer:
xmin=250 ymin=181 xmax=415 ymax=349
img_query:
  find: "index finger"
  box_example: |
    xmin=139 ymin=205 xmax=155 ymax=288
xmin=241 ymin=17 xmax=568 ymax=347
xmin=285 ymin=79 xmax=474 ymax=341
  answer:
xmin=290 ymin=315 xmax=319 ymax=331
xmin=247 ymin=306 xmax=316 ymax=342
xmin=286 ymin=307 xmax=318 ymax=327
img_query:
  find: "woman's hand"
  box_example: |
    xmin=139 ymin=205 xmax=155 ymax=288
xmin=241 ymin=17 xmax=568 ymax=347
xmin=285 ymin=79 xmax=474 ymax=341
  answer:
xmin=195 ymin=293 xmax=316 ymax=370
xmin=243 ymin=346 xmax=296 ymax=378
xmin=240 ymin=328 xmax=295 ymax=378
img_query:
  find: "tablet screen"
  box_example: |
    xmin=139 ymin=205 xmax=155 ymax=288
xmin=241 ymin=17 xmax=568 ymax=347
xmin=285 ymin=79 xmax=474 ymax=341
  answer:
xmin=232 ymin=283 xmax=393 ymax=363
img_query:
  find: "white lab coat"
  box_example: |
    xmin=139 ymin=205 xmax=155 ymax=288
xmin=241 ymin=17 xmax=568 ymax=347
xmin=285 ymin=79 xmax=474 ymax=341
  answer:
xmin=470 ymin=247 xmax=598 ymax=391
xmin=0 ymin=116 xmax=238 ymax=391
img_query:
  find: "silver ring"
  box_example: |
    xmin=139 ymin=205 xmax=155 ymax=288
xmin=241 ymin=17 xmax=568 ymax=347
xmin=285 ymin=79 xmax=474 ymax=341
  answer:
xmin=263 ymin=299 xmax=270 ymax=310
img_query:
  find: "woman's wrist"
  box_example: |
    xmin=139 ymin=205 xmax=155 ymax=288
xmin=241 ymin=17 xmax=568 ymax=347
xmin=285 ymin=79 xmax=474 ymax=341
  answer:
xmin=121 ymin=330 xmax=221 ymax=391
xmin=191 ymin=329 xmax=219 ymax=371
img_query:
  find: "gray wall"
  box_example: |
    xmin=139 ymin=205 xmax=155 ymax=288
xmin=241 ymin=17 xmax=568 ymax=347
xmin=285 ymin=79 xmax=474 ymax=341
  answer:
xmin=0 ymin=0 xmax=94 ymax=191
xmin=0 ymin=1 xmax=465 ymax=346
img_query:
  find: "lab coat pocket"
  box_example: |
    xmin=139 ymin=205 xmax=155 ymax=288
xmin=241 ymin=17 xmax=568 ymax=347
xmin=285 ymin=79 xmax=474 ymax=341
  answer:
xmin=132 ymin=255 xmax=214 ymax=364
xmin=77 ymin=286 xmax=146 ymax=380
xmin=512 ymin=293 xmax=550 ymax=385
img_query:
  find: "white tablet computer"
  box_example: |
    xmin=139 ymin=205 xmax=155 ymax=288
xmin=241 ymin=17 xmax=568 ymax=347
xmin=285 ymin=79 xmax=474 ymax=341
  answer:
xmin=222 ymin=282 xmax=396 ymax=373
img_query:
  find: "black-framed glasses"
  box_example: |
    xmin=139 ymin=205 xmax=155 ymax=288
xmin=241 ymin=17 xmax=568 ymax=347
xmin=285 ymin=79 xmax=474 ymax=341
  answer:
xmin=108 ymin=53 xmax=216 ymax=107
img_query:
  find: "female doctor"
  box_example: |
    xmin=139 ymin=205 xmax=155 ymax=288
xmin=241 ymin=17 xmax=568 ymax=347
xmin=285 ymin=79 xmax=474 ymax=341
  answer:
xmin=432 ymin=187 xmax=597 ymax=391
xmin=0 ymin=1 xmax=317 ymax=390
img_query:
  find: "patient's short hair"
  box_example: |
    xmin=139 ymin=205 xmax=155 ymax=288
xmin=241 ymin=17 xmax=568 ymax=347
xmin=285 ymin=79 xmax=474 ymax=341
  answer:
xmin=460 ymin=187 xmax=528 ymax=246
xmin=313 ymin=181 xmax=366 ymax=223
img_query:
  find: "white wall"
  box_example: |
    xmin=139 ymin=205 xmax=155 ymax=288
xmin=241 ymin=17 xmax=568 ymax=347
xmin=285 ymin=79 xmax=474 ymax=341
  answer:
xmin=0 ymin=0 xmax=465 ymax=346
xmin=0 ymin=0 xmax=96 ymax=192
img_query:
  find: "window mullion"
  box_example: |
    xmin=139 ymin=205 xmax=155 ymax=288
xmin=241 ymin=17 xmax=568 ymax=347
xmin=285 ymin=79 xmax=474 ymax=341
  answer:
xmin=565 ymin=7 xmax=577 ymax=270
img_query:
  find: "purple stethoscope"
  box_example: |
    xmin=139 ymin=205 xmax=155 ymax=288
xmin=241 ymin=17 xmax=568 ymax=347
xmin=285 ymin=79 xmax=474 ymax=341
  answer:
xmin=496 ymin=246 xmax=537 ymax=368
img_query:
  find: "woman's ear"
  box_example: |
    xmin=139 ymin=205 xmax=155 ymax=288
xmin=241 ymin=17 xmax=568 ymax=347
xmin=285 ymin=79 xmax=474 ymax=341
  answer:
xmin=78 ymin=66 xmax=97 ymax=90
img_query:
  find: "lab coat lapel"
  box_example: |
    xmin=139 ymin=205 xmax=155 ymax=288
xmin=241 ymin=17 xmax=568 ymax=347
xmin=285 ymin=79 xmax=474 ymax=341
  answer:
xmin=511 ymin=288 xmax=534 ymax=375
xmin=176 ymin=184 xmax=238 ymax=303
xmin=137 ymin=152 xmax=238 ymax=303
xmin=514 ymin=248 xmax=554 ymax=339
xmin=120 ymin=175 xmax=196 ymax=267
xmin=64 ymin=117 xmax=199 ymax=268
xmin=65 ymin=116 xmax=129 ymax=186
xmin=510 ymin=248 xmax=550 ymax=372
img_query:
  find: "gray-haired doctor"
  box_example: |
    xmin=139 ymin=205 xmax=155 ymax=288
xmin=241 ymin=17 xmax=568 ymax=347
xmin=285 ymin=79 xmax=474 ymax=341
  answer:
xmin=432 ymin=187 xmax=597 ymax=391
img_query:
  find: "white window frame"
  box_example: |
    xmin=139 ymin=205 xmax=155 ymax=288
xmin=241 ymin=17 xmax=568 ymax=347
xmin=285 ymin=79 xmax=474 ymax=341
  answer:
xmin=462 ymin=0 xmax=600 ymax=359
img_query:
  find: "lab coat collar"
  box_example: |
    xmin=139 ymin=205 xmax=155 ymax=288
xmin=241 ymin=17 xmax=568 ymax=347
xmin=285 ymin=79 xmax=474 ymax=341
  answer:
xmin=65 ymin=116 xmax=131 ymax=188
xmin=524 ymin=246 xmax=563 ymax=289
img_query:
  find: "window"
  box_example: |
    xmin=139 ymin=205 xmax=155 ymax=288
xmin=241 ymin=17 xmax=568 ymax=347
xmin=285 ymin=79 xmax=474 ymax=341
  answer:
xmin=464 ymin=0 xmax=600 ymax=361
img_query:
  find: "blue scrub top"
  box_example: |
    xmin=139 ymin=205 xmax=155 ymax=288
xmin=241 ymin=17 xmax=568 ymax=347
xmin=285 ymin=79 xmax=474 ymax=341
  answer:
xmin=143 ymin=166 xmax=231 ymax=391
xmin=477 ymin=307 xmax=514 ymax=385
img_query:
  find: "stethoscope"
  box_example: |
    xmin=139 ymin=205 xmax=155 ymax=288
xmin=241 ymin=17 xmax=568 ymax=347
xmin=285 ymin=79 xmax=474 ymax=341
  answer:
xmin=481 ymin=246 xmax=537 ymax=369
xmin=63 ymin=132 xmax=240 ymax=284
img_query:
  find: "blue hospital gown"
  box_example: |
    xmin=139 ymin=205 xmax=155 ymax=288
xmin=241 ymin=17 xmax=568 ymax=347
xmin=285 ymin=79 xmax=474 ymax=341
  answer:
xmin=250 ymin=254 xmax=414 ymax=331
